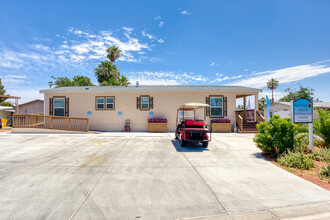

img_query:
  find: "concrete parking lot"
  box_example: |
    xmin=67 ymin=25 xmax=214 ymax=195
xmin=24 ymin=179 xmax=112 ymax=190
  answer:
xmin=0 ymin=132 xmax=329 ymax=219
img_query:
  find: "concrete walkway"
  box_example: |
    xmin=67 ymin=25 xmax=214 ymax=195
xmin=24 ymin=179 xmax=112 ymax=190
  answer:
xmin=0 ymin=132 xmax=329 ymax=219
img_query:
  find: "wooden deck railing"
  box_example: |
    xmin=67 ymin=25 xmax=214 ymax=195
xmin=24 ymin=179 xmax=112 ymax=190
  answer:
xmin=235 ymin=109 xmax=255 ymax=122
xmin=13 ymin=114 xmax=89 ymax=132
xmin=256 ymin=111 xmax=265 ymax=123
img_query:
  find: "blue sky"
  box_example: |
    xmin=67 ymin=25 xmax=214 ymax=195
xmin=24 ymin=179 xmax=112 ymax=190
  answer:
xmin=1 ymin=0 xmax=330 ymax=103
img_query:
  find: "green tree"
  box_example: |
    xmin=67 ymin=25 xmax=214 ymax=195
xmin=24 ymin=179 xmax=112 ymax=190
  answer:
xmin=279 ymin=86 xmax=318 ymax=102
xmin=106 ymin=46 xmax=122 ymax=62
xmin=94 ymin=45 xmax=131 ymax=86
xmin=258 ymin=97 xmax=266 ymax=110
xmin=0 ymin=78 xmax=6 ymax=104
xmin=267 ymin=78 xmax=279 ymax=103
xmin=49 ymin=75 xmax=95 ymax=88
xmin=100 ymin=75 xmax=131 ymax=86
xmin=313 ymin=109 xmax=330 ymax=147
xmin=94 ymin=61 xmax=119 ymax=84
xmin=0 ymin=78 xmax=13 ymax=106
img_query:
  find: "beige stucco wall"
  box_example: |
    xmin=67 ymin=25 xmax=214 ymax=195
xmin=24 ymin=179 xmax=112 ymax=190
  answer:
xmin=18 ymin=101 xmax=44 ymax=114
xmin=44 ymin=91 xmax=258 ymax=131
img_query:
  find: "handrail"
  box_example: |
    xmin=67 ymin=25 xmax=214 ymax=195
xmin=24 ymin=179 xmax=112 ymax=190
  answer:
xmin=256 ymin=111 xmax=265 ymax=123
xmin=235 ymin=112 xmax=243 ymax=132
xmin=12 ymin=114 xmax=89 ymax=132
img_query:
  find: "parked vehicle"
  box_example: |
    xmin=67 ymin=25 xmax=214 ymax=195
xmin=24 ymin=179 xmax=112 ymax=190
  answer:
xmin=175 ymin=103 xmax=212 ymax=147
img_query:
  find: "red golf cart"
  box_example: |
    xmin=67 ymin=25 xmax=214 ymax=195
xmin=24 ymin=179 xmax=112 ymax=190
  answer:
xmin=175 ymin=103 xmax=212 ymax=147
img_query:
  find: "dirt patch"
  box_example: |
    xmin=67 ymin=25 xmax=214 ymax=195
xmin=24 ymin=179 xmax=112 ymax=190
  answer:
xmin=93 ymin=139 xmax=110 ymax=146
xmin=262 ymin=152 xmax=330 ymax=191
xmin=0 ymin=128 xmax=11 ymax=133
xmin=80 ymin=153 xmax=110 ymax=167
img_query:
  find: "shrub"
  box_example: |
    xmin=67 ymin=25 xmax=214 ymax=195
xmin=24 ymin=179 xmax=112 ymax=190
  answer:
xmin=148 ymin=118 xmax=167 ymax=123
xmin=211 ymin=119 xmax=231 ymax=123
xmin=309 ymin=148 xmax=330 ymax=162
xmin=277 ymin=152 xmax=314 ymax=170
xmin=253 ymin=115 xmax=299 ymax=156
xmin=313 ymin=109 xmax=330 ymax=147
xmin=318 ymin=166 xmax=330 ymax=182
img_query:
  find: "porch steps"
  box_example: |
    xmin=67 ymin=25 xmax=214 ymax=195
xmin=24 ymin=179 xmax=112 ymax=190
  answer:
xmin=241 ymin=122 xmax=258 ymax=133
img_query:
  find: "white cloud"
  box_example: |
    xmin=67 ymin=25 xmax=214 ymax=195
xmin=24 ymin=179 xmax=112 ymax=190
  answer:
xmin=1 ymin=74 xmax=28 ymax=84
xmin=180 ymin=10 xmax=191 ymax=15
xmin=158 ymin=21 xmax=165 ymax=27
xmin=7 ymin=87 xmax=43 ymax=104
xmin=122 ymin=27 xmax=134 ymax=34
xmin=142 ymin=30 xmax=164 ymax=43
xmin=259 ymin=91 xmax=285 ymax=102
xmin=210 ymin=74 xmax=242 ymax=83
xmin=210 ymin=62 xmax=220 ymax=66
xmin=126 ymin=71 xmax=208 ymax=85
xmin=230 ymin=62 xmax=330 ymax=88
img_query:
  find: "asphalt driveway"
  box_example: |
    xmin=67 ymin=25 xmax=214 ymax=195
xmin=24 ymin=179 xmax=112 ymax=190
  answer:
xmin=0 ymin=132 xmax=329 ymax=219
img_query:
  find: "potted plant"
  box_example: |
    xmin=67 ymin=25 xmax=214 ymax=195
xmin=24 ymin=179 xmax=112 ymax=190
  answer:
xmin=211 ymin=119 xmax=231 ymax=133
xmin=148 ymin=118 xmax=167 ymax=132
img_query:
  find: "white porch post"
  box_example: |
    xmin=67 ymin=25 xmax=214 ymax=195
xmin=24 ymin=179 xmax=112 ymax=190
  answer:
xmin=254 ymin=93 xmax=258 ymax=122
xmin=243 ymin=96 xmax=246 ymax=122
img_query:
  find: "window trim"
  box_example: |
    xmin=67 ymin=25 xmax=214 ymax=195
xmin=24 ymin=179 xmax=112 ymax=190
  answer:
xmin=140 ymin=95 xmax=150 ymax=111
xmin=53 ymin=96 xmax=66 ymax=117
xmin=209 ymin=95 xmax=224 ymax=118
xmin=95 ymin=96 xmax=115 ymax=110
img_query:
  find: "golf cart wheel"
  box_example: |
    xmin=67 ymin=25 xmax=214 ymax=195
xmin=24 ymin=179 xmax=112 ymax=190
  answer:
xmin=202 ymin=142 xmax=208 ymax=148
xmin=180 ymin=137 xmax=186 ymax=147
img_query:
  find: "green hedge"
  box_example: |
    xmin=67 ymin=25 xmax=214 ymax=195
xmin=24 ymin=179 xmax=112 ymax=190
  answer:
xmin=254 ymin=115 xmax=299 ymax=156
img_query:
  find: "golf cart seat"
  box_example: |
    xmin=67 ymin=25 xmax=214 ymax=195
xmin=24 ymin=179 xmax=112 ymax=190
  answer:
xmin=185 ymin=120 xmax=205 ymax=127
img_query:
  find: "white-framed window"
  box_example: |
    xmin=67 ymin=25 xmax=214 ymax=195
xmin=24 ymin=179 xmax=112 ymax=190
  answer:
xmin=96 ymin=97 xmax=105 ymax=109
xmin=210 ymin=96 xmax=223 ymax=117
xmin=141 ymin=96 xmax=150 ymax=109
xmin=106 ymin=97 xmax=114 ymax=109
xmin=53 ymin=98 xmax=65 ymax=116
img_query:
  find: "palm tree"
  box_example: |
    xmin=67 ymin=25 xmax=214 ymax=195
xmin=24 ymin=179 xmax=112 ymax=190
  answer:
xmin=106 ymin=46 xmax=121 ymax=62
xmin=94 ymin=61 xmax=119 ymax=84
xmin=267 ymin=78 xmax=279 ymax=103
xmin=100 ymin=75 xmax=131 ymax=86
xmin=117 ymin=75 xmax=131 ymax=86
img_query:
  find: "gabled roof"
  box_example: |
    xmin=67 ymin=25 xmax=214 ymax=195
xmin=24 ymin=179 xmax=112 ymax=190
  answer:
xmin=271 ymin=102 xmax=330 ymax=108
xmin=18 ymin=99 xmax=44 ymax=107
xmin=0 ymin=106 xmax=14 ymax=111
xmin=40 ymin=85 xmax=262 ymax=94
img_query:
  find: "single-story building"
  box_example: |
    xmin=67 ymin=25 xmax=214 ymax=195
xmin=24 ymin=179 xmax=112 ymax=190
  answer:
xmin=40 ymin=85 xmax=262 ymax=132
xmin=18 ymin=99 xmax=44 ymax=115
xmin=0 ymin=106 xmax=14 ymax=126
xmin=265 ymin=101 xmax=330 ymax=121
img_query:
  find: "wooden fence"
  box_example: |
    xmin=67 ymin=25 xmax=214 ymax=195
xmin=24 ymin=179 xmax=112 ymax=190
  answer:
xmin=13 ymin=114 xmax=89 ymax=132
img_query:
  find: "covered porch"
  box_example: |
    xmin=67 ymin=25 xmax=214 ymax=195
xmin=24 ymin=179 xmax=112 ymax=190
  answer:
xmin=235 ymin=93 xmax=264 ymax=133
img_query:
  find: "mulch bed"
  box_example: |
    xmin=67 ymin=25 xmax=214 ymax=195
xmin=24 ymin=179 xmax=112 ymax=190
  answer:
xmin=0 ymin=128 xmax=11 ymax=133
xmin=262 ymin=152 xmax=330 ymax=191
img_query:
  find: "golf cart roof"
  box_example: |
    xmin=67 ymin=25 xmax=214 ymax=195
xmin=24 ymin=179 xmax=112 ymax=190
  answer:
xmin=179 ymin=103 xmax=210 ymax=110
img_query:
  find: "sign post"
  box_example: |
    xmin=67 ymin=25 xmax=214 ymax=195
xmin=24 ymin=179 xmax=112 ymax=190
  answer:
xmin=292 ymin=98 xmax=314 ymax=150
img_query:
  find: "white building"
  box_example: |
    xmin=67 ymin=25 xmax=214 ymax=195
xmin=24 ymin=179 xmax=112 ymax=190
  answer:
xmin=265 ymin=102 xmax=330 ymax=121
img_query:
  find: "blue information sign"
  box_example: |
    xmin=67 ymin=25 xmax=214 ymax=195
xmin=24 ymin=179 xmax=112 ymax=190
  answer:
xmin=293 ymin=98 xmax=313 ymax=123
